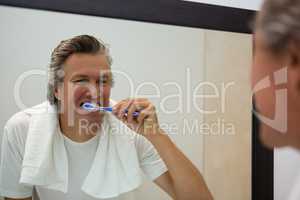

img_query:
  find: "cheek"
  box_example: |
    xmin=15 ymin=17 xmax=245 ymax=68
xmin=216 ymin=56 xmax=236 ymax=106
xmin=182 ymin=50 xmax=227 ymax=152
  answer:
xmin=288 ymin=69 xmax=300 ymax=107
xmin=252 ymin=56 xmax=277 ymax=119
xmin=72 ymin=85 xmax=111 ymax=103
xmin=252 ymin=52 xmax=290 ymax=147
xmin=71 ymin=86 xmax=89 ymax=103
xmin=101 ymin=86 xmax=111 ymax=104
xmin=253 ymin=54 xmax=300 ymax=148
xmin=101 ymin=86 xmax=111 ymax=96
xmin=287 ymin=71 xmax=300 ymax=146
xmin=64 ymin=84 xmax=112 ymax=105
xmin=259 ymin=124 xmax=290 ymax=148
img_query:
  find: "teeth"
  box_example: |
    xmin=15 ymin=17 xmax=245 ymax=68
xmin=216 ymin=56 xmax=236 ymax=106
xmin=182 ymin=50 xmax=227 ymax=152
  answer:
xmin=79 ymin=101 xmax=102 ymax=108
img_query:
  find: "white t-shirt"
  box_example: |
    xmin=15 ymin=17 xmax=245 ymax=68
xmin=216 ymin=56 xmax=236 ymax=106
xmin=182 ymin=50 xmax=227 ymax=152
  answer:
xmin=0 ymin=110 xmax=168 ymax=199
xmin=287 ymin=171 xmax=300 ymax=200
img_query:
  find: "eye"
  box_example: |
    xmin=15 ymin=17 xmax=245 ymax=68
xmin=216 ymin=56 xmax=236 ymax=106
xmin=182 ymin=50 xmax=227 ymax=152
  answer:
xmin=100 ymin=79 xmax=109 ymax=84
xmin=73 ymin=79 xmax=89 ymax=83
xmin=98 ymin=77 xmax=114 ymax=85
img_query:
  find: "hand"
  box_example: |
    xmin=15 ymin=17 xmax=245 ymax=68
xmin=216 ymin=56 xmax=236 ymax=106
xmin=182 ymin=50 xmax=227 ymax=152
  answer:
xmin=112 ymin=98 xmax=162 ymax=138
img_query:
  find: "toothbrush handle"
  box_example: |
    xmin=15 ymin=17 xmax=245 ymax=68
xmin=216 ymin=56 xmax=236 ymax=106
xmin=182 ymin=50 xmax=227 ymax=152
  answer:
xmin=127 ymin=111 xmax=140 ymax=117
xmin=124 ymin=109 xmax=139 ymax=117
xmin=102 ymin=107 xmax=139 ymax=117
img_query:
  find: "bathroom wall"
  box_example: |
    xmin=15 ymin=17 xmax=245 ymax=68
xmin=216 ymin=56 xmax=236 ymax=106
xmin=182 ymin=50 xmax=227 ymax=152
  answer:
xmin=202 ymin=30 xmax=252 ymax=200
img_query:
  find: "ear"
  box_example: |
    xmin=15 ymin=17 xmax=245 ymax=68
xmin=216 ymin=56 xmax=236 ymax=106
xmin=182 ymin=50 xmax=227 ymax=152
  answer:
xmin=54 ymin=86 xmax=63 ymax=101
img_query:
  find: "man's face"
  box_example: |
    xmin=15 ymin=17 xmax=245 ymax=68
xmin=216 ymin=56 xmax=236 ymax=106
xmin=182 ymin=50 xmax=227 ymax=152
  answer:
xmin=55 ymin=52 xmax=112 ymax=125
xmin=252 ymin=33 xmax=300 ymax=149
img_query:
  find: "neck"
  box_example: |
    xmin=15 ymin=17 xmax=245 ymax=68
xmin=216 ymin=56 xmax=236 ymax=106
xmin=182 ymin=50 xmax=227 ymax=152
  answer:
xmin=58 ymin=113 xmax=101 ymax=143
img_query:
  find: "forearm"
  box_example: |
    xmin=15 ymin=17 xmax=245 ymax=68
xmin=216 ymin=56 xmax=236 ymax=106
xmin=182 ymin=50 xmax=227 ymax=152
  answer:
xmin=145 ymin=130 xmax=213 ymax=200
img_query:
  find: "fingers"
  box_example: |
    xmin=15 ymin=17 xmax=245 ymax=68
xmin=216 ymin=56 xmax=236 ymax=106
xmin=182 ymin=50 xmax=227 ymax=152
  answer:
xmin=112 ymin=99 xmax=124 ymax=115
xmin=119 ymin=99 xmax=133 ymax=121
xmin=127 ymin=101 xmax=138 ymax=123
xmin=112 ymin=99 xmax=128 ymax=116
xmin=127 ymin=100 xmax=149 ymax=123
xmin=112 ymin=98 xmax=152 ymax=124
xmin=136 ymin=105 xmax=153 ymax=124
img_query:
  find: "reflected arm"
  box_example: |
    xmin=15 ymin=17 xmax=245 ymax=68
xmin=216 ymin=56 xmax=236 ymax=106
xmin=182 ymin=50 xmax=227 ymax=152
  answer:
xmin=148 ymin=130 xmax=213 ymax=200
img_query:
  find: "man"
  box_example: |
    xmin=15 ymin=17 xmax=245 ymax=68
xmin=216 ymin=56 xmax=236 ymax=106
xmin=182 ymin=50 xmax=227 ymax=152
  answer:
xmin=0 ymin=35 xmax=212 ymax=200
xmin=253 ymin=0 xmax=300 ymax=199
xmin=253 ymin=0 xmax=300 ymax=149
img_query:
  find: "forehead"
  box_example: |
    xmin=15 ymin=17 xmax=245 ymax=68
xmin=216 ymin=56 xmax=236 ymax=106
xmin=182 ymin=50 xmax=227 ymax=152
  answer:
xmin=63 ymin=53 xmax=111 ymax=77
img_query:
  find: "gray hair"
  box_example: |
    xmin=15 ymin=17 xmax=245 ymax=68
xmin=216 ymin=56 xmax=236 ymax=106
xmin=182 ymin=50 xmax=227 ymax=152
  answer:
xmin=47 ymin=35 xmax=113 ymax=105
xmin=255 ymin=0 xmax=300 ymax=54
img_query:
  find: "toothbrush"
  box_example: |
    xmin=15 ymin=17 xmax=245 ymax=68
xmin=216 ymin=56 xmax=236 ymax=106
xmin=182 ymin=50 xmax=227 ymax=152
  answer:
xmin=81 ymin=102 xmax=139 ymax=117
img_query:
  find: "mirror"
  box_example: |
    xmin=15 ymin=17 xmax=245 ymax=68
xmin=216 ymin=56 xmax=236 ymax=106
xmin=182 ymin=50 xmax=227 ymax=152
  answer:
xmin=0 ymin=2 xmax=255 ymax=200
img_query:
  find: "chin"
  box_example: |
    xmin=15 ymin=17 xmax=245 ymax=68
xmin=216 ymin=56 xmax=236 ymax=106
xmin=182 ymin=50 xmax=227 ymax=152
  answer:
xmin=83 ymin=112 xmax=104 ymax=120
xmin=74 ymin=107 xmax=102 ymax=121
xmin=259 ymin=125 xmax=292 ymax=149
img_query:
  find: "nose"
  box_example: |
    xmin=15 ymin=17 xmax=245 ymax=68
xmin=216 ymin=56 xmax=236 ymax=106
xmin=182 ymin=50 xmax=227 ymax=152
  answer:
xmin=85 ymin=80 xmax=102 ymax=100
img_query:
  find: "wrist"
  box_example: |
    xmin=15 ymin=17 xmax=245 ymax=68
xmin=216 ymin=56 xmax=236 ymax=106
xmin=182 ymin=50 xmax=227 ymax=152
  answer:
xmin=144 ymin=128 xmax=168 ymax=142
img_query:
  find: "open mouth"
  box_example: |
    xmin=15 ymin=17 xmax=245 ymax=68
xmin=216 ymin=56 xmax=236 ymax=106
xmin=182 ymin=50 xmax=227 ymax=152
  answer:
xmin=79 ymin=100 xmax=101 ymax=107
xmin=78 ymin=100 xmax=102 ymax=113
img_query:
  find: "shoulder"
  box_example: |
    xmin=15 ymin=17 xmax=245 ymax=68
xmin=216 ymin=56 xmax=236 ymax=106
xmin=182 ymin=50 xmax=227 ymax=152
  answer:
xmin=3 ymin=101 xmax=49 ymax=146
xmin=4 ymin=110 xmax=31 ymax=142
xmin=1 ymin=110 xmax=32 ymax=159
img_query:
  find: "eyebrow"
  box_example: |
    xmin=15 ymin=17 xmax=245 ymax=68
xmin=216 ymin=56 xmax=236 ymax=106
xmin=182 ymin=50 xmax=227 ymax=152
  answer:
xmin=71 ymin=73 xmax=112 ymax=79
xmin=71 ymin=74 xmax=89 ymax=79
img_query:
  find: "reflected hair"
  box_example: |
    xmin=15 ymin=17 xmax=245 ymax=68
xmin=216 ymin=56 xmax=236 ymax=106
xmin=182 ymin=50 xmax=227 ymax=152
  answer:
xmin=255 ymin=0 xmax=300 ymax=54
xmin=47 ymin=35 xmax=113 ymax=105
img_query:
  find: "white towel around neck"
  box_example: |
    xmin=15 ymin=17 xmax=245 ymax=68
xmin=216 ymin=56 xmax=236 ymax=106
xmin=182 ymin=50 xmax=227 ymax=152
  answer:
xmin=19 ymin=101 xmax=142 ymax=199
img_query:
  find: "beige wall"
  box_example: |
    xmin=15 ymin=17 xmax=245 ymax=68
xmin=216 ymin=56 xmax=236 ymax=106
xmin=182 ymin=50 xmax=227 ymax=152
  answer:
xmin=203 ymin=30 xmax=252 ymax=200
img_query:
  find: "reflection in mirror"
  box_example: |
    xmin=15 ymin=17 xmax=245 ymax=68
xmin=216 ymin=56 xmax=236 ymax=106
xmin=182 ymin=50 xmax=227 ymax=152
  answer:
xmin=0 ymin=5 xmax=252 ymax=200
